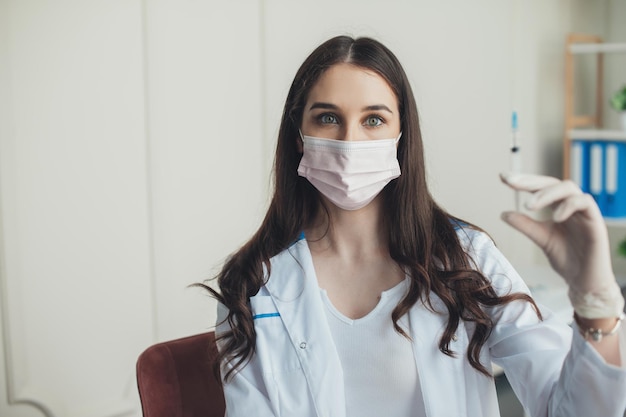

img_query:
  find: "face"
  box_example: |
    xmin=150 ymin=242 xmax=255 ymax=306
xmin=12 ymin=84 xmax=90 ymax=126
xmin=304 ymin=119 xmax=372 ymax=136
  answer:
xmin=300 ymin=63 xmax=401 ymax=144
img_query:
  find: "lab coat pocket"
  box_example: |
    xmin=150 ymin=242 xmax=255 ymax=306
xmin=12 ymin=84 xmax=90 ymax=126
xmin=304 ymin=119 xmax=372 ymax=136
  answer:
xmin=250 ymin=296 xmax=302 ymax=373
xmin=250 ymin=296 xmax=311 ymax=415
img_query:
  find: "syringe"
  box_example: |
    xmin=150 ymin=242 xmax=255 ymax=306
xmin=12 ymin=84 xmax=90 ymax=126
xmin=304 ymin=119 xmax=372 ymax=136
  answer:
xmin=510 ymin=111 xmax=522 ymax=211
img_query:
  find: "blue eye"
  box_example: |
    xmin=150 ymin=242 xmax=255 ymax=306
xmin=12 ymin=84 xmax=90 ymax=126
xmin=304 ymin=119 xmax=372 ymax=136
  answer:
xmin=365 ymin=116 xmax=383 ymax=127
xmin=319 ymin=114 xmax=338 ymax=124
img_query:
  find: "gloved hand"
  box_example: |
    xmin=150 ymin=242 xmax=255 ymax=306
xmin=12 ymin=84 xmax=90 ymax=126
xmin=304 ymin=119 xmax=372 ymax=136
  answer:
xmin=499 ymin=172 xmax=625 ymax=319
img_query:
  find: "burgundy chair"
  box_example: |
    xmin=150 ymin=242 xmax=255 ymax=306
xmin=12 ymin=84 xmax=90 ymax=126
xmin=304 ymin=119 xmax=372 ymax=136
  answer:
xmin=136 ymin=332 xmax=226 ymax=417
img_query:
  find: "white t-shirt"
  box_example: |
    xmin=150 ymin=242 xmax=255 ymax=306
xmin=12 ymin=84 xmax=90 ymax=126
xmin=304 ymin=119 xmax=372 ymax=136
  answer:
xmin=321 ymin=278 xmax=427 ymax=417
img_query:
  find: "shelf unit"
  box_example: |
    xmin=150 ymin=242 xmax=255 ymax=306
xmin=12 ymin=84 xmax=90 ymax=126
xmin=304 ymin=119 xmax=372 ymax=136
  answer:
xmin=563 ymin=33 xmax=626 ymax=178
xmin=564 ymin=34 xmax=626 ymax=223
xmin=568 ymin=129 xmax=626 ymax=141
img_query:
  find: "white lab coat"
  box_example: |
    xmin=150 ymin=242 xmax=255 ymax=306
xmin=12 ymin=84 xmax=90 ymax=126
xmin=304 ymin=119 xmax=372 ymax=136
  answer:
xmin=216 ymin=228 xmax=626 ymax=417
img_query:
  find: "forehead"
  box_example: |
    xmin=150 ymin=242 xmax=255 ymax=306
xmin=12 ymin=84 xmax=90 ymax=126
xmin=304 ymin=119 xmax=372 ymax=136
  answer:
xmin=306 ymin=63 xmax=398 ymax=109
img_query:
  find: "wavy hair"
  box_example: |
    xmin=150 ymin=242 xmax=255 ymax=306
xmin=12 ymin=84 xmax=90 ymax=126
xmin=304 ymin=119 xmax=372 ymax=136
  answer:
xmin=197 ymin=35 xmax=540 ymax=380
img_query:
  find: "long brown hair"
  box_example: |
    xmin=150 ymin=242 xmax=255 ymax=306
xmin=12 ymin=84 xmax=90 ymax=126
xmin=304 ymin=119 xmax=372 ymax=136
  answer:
xmin=198 ymin=35 xmax=540 ymax=380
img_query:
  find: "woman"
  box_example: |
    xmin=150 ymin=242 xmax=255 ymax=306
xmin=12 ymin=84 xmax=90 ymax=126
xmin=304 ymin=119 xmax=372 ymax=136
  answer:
xmin=205 ymin=36 xmax=626 ymax=416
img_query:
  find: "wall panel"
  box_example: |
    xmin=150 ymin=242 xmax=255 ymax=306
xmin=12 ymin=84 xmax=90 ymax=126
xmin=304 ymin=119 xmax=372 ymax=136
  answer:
xmin=144 ymin=1 xmax=265 ymax=342
xmin=0 ymin=1 xmax=152 ymax=416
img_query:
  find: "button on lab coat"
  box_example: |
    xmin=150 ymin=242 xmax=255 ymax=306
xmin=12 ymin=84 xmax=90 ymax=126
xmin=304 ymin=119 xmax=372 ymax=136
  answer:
xmin=216 ymin=229 xmax=626 ymax=417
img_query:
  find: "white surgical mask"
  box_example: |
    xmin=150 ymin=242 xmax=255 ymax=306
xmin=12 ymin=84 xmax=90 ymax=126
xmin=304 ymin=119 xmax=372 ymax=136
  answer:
xmin=297 ymin=131 xmax=402 ymax=210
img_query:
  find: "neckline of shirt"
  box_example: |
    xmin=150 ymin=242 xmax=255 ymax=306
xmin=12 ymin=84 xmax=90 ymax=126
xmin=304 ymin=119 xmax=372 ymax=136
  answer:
xmin=320 ymin=276 xmax=409 ymax=325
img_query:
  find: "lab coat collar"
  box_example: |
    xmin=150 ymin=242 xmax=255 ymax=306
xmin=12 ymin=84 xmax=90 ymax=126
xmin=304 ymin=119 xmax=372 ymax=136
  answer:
xmin=264 ymin=238 xmax=310 ymax=302
xmin=265 ymin=238 xmax=347 ymax=416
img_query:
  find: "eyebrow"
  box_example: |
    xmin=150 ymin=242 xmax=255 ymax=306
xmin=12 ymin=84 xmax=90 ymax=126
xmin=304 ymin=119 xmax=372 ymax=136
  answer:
xmin=308 ymin=102 xmax=394 ymax=114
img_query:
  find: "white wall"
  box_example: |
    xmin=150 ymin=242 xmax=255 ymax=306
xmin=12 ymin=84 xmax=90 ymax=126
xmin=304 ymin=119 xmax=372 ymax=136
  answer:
xmin=0 ymin=1 xmax=153 ymax=416
xmin=0 ymin=1 xmax=616 ymax=416
xmin=143 ymin=0 xmax=266 ymax=343
xmin=0 ymin=1 xmax=266 ymax=416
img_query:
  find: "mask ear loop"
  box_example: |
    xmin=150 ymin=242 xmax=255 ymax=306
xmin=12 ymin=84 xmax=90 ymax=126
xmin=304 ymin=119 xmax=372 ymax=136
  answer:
xmin=395 ymin=132 xmax=403 ymax=144
xmin=297 ymin=129 xmax=305 ymax=153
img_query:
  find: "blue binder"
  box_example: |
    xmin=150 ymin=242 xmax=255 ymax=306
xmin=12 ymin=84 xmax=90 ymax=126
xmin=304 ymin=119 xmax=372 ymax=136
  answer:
xmin=588 ymin=141 xmax=607 ymax=214
xmin=570 ymin=140 xmax=590 ymax=193
xmin=604 ymin=141 xmax=626 ymax=218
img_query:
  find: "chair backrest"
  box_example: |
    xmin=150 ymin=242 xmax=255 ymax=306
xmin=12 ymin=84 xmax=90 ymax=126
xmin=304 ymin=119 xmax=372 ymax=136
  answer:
xmin=136 ymin=332 xmax=226 ymax=417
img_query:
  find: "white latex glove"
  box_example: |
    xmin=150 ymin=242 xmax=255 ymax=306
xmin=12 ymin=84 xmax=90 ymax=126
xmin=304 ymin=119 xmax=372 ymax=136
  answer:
xmin=500 ymin=172 xmax=624 ymax=319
